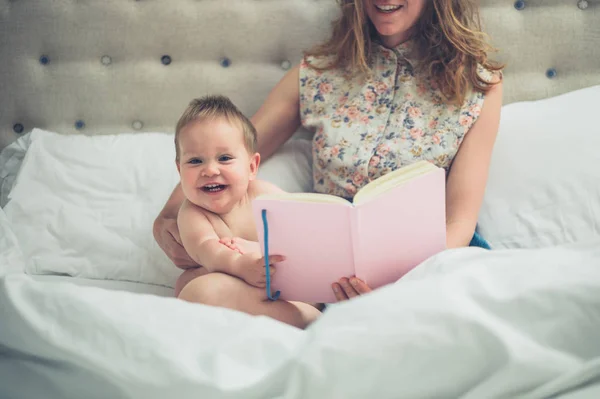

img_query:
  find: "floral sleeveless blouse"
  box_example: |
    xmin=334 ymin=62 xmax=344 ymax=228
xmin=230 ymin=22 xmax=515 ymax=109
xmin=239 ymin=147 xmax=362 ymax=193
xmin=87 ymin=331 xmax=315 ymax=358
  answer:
xmin=299 ymin=41 xmax=487 ymax=199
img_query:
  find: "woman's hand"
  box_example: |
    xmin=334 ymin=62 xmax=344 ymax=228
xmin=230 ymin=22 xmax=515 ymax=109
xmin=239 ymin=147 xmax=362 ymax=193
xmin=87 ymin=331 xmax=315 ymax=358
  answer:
xmin=153 ymin=214 xmax=198 ymax=269
xmin=332 ymin=277 xmax=372 ymax=301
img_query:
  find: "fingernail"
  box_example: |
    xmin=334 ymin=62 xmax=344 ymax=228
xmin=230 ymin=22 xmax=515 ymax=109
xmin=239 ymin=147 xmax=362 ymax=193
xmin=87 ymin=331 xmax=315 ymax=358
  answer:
xmin=332 ymin=284 xmax=339 ymax=293
xmin=350 ymin=278 xmax=358 ymax=286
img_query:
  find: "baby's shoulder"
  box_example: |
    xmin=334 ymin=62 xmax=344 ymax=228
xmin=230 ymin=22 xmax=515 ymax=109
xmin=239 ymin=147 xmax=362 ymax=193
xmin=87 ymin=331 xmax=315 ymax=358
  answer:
xmin=179 ymin=198 xmax=214 ymax=224
xmin=179 ymin=199 xmax=231 ymax=237
xmin=248 ymin=179 xmax=286 ymax=199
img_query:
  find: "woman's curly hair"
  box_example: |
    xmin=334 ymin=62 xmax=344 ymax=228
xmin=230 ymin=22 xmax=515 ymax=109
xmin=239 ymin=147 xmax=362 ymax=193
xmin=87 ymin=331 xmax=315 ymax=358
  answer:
xmin=304 ymin=0 xmax=504 ymax=105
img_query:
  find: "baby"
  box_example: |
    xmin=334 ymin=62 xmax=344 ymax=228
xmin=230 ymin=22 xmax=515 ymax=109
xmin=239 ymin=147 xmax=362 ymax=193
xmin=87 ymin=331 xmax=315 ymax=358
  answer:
xmin=173 ymin=95 xmax=321 ymax=328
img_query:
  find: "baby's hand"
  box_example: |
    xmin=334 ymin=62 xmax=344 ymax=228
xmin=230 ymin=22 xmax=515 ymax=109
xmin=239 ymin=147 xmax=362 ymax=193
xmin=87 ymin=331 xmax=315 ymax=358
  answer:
xmin=234 ymin=252 xmax=285 ymax=288
xmin=219 ymin=237 xmax=261 ymax=255
xmin=219 ymin=237 xmax=241 ymax=253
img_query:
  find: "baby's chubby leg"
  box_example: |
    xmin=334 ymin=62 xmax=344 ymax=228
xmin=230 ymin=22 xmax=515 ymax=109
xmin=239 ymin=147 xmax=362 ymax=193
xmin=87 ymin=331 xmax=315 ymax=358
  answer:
xmin=178 ymin=272 xmax=321 ymax=329
xmin=175 ymin=267 xmax=209 ymax=297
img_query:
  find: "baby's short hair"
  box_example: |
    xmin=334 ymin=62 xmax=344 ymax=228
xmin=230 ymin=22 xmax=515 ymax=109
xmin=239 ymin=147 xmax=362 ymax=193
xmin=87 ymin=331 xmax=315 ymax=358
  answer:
xmin=175 ymin=95 xmax=257 ymax=161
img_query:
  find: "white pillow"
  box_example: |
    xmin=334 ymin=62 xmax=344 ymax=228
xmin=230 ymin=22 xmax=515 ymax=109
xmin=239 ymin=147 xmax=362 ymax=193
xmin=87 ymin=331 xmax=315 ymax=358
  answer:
xmin=0 ymin=207 xmax=25 ymax=277
xmin=3 ymin=128 xmax=313 ymax=287
xmin=478 ymin=84 xmax=600 ymax=249
xmin=0 ymin=132 xmax=31 ymax=208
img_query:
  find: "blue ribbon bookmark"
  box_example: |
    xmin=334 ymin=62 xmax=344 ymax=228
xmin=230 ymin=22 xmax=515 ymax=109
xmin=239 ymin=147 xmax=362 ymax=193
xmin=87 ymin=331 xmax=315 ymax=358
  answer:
xmin=262 ymin=209 xmax=280 ymax=301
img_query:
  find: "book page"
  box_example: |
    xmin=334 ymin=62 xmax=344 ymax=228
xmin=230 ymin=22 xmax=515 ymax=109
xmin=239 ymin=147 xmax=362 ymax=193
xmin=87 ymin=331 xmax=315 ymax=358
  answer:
xmin=353 ymin=160 xmax=438 ymax=206
xmin=353 ymin=167 xmax=446 ymax=288
xmin=252 ymin=198 xmax=356 ymax=303
xmin=256 ymin=192 xmax=351 ymax=206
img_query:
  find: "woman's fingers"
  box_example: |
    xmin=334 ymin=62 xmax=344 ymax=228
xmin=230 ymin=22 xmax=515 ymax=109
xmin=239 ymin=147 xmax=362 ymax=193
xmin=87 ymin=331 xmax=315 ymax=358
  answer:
xmin=332 ymin=277 xmax=372 ymax=302
xmin=332 ymin=283 xmax=348 ymax=302
xmin=350 ymin=278 xmax=372 ymax=294
xmin=338 ymin=278 xmax=359 ymax=298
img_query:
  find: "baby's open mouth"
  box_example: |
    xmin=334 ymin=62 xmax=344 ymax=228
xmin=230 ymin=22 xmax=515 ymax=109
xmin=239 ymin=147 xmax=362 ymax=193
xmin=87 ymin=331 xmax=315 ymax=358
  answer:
xmin=375 ymin=4 xmax=403 ymax=13
xmin=202 ymin=184 xmax=227 ymax=193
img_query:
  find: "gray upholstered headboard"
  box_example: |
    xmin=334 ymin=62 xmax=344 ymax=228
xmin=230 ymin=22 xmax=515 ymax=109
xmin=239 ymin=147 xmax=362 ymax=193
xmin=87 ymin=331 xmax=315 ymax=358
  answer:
xmin=1 ymin=0 xmax=599 ymax=149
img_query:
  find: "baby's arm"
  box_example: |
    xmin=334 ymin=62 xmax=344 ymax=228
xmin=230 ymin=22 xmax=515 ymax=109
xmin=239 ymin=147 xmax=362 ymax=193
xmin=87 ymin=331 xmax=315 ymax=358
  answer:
xmin=178 ymin=201 xmax=243 ymax=275
xmin=178 ymin=201 xmax=283 ymax=287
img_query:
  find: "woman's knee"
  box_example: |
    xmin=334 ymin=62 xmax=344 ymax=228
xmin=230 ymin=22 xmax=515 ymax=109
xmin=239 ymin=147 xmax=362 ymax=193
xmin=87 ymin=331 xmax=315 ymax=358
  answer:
xmin=178 ymin=272 xmax=240 ymax=306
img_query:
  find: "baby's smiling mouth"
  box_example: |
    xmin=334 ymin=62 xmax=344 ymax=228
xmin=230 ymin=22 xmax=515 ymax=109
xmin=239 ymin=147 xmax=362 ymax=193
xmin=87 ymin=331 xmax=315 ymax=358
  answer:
xmin=202 ymin=184 xmax=227 ymax=193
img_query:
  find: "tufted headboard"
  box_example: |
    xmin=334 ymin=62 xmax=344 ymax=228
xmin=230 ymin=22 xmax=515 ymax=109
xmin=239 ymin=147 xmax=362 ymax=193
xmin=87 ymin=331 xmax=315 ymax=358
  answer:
xmin=1 ymin=0 xmax=599 ymax=149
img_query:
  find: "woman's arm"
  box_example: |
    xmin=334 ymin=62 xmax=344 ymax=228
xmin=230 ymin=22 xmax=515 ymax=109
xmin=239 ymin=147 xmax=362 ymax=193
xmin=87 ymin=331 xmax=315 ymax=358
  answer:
xmin=252 ymin=64 xmax=302 ymax=160
xmin=445 ymin=81 xmax=503 ymax=248
xmin=152 ymin=182 xmax=198 ymax=269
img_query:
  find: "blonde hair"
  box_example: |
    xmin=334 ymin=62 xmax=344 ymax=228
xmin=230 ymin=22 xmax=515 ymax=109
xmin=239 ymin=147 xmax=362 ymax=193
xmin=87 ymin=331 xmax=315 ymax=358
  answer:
xmin=175 ymin=95 xmax=257 ymax=161
xmin=304 ymin=0 xmax=504 ymax=105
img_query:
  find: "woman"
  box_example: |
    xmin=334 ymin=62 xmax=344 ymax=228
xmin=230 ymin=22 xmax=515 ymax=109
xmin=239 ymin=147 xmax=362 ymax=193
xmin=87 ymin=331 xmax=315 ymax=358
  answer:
xmin=154 ymin=0 xmax=503 ymax=304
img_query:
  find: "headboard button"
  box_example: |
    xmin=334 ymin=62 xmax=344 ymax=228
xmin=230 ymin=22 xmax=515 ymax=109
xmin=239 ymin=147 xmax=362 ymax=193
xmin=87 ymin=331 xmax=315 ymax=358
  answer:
xmin=514 ymin=0 xmax=526 ymax=10
xmin=281 ymin=60 xmax=291 ymax=70
xmin=132 ymin=120 xmax=143 ymax=130
xmin=75 ymin=120 xmax=86 ymax=130
xmin=13 ymin=123 xmax=24 ymax=134
xmin=101 ymin=55 xmax=112 ymax=66
xmin=39 ymin=55 xmax=50 ymax=65
xmin=546 ymin=68 xmax=557 ymax=79
xmin=161 ymin=55 xmax=172 ymax=65
xmin=578 ymin=0 xmax=589 ymax=10
xmin=220 ymin=57 xmax=231 ymax=68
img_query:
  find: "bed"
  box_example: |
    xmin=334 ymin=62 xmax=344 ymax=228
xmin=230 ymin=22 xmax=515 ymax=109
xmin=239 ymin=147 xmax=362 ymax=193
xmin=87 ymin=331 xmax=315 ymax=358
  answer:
xmin=1 ymin=0 xmax=600 ymax=398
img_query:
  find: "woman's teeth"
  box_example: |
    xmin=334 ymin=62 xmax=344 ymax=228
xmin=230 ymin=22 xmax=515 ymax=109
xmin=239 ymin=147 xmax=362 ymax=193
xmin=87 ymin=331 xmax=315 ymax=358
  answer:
xmin=375 ymin=4 xmax=402 ymax=12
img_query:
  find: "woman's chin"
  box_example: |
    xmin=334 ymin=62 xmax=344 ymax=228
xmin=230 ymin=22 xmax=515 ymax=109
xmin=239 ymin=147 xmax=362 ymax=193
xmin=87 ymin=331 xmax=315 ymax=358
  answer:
xmin=376 ymin=30 xmax=411 ymax=47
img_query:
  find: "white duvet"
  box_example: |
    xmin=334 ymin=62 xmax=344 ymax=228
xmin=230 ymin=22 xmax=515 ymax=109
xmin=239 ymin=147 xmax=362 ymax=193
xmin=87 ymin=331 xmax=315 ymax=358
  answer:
xmin=2 ymin=209 xmax=600 ymax=398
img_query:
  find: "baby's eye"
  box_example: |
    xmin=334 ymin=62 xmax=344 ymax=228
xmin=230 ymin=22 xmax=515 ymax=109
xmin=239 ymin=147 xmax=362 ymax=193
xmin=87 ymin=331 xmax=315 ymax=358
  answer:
xmin=188 ymin=158 xmax=202 ymax=165
xmin=219 ymin=155 xmax=233 ymax=162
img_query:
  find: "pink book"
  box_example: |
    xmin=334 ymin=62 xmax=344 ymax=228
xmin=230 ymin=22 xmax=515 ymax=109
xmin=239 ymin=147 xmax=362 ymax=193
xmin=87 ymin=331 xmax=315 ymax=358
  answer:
xmin=252 ymin=160 xmax=447 ymax=303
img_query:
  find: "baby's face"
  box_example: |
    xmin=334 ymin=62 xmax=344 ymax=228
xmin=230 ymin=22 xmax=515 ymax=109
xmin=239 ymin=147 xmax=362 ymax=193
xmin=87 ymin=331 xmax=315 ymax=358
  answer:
xmin=177 ymin=117 xmax=259 ymax=214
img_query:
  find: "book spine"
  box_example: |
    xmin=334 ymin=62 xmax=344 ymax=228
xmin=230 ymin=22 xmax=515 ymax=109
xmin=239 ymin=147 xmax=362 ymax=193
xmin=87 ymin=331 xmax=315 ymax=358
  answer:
xmin=348 ymin=206 xmax=361 ymax=282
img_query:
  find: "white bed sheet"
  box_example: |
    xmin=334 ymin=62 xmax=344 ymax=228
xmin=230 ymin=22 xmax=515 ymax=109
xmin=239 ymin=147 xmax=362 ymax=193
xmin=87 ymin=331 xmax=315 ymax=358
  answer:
xmin=28 ymin=274 xmax=174 ymax=297
xmin=2 ymin=236 xmax=600 ymax=399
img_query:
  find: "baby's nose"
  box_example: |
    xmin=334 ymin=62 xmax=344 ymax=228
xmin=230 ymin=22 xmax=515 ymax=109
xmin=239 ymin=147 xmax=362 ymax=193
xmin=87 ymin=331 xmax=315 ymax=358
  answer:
xmin=202 ymin=163 xmax=220 ymax=176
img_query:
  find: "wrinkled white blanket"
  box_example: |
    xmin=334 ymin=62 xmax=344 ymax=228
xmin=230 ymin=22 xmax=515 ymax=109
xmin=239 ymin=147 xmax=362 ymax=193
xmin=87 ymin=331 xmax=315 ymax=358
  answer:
xmin=1 ymin=209 xmax=600 ymax=398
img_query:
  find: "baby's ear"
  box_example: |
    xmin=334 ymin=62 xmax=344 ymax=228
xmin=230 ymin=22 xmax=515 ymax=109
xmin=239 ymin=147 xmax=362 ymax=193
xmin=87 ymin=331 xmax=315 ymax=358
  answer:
xmin=176 ymin=160 xmax=181 ymax=174
xmin=249 ymin=152 xmax=260 ymax=180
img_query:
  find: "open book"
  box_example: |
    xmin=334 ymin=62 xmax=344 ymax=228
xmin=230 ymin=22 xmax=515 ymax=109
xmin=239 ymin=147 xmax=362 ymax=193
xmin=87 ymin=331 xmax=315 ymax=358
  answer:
xmin=252 ymin=160 xmax=447 ymax=303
